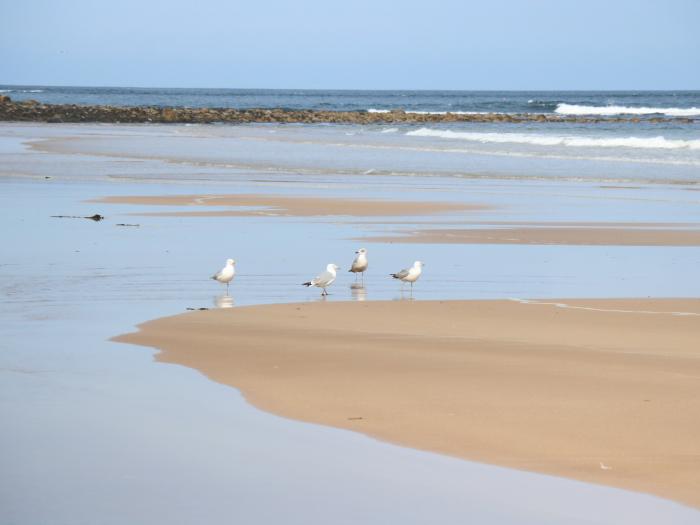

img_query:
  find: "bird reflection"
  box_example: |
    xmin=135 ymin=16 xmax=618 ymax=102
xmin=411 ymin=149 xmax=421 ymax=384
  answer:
xmin=350 ymin=283 xmax=367 ymax=301
xmin=214 ymin=294 xmax=235 ymax=308
xmin=394 ymin=289 xmax=415 ymax=301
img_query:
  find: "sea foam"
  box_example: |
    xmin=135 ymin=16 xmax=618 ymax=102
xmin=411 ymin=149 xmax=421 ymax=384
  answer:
xmin=555 ymin=103 xmax=700 ymax=117
xmin=406 ymin=128 xmax=700 ymax=150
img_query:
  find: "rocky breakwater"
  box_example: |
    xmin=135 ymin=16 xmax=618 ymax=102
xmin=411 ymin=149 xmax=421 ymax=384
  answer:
xmin=0 ymin=95 xmax=693 ymax=125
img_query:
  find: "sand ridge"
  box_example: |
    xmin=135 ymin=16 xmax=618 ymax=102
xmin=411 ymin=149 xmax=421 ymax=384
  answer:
xmin=366 ymin=227 xmax=700 ymax=246
xmin=94 ymin=194 xmax=487 ymax=217
xmin=95 ymin=194 xmax=700 ymax=245
xmin=115 ymin=298 xmax=700 ymax=508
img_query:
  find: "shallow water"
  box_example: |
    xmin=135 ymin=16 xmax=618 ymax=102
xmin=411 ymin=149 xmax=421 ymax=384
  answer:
xmin=1 ymin=123 xmax=699 ymax=524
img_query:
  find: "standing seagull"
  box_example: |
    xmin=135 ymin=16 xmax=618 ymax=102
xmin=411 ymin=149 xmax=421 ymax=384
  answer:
xmin=303 ymin=263 xmax=339 ymax=296
xmin=212 ymin=258 xmax=236 ymax=293
xmin=348 ymin=248 xmax=368 ymax=282
xmin=390 ymin=261 xmax=424 ymax=290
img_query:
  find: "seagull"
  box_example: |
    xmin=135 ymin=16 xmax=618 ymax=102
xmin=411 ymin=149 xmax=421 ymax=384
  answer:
xmin=390 ymin=261 xmax=424 ymax=290
xmin=348 ymin=248 xmax=368 ymax=282
xmin=303 ymin=263 xmax=339 ymax=296
xmin=212 ymin=258 xmax=236 ymax=292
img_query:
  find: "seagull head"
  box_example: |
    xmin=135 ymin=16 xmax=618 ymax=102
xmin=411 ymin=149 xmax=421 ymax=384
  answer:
xmin=414 ymin=261 xmax=424 ymax=268
xmin=328 ymin=263 xmax=340 ymax=272
xmin=226 ymin=258 xmax=235 ymax=266
xmin=355 ymin=248 xmax=367 ymax=254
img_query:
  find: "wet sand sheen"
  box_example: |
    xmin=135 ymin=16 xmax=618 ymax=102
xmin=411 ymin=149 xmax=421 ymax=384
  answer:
xmin=115 ymin=299 xmax=700 ymax=508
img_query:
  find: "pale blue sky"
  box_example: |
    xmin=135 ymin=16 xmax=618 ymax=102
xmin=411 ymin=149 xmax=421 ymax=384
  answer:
xmin=1 ymin=0 xmax=698 ymax=89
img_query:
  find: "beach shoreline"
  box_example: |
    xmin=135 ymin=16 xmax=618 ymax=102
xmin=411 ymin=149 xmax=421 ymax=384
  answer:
xmin=115 ymin=298 xmax=700 ymax=509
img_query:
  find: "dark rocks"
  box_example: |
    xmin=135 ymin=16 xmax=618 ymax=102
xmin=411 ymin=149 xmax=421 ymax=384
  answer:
xmin=0 ymin=98 xmax=693 ymax=126
xmin=51 ymin=214 xmax=105 ymax=221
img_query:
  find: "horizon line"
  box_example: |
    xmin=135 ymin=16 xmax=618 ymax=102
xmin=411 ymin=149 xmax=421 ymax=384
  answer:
xmin=1 ymin=83 xmax=699 ymax=93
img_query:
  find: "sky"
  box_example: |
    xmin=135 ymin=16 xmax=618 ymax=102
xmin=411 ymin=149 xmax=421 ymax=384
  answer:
xmin=1 ymin=0 xmax=698 ymax=90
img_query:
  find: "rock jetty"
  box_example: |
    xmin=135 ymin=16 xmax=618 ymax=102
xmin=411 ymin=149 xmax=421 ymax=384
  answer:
xmin=0 ymin=95 xmax=691 ymax=125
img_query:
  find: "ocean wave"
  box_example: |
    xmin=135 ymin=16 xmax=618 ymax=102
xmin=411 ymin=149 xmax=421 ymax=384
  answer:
xmin=408 ymin=110 xmax=500 ymax=115
xmin=527 ymin=99 xmax=558 ymax=108
xmin=555 ymin=103 xmax=700 ymax=117
xmin=0 ymin=89 xmax=44 ymax=94
xmin=367 ymin=108 xmax=496 ymax=115
xmin=406 ymin=128 xmax=700 ymax=150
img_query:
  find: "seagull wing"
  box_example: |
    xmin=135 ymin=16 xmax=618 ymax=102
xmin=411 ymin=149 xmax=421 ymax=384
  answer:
xmin=313 ymin=270 xmax=335 ymax=287
xmin=392 ymin=268 xmax=410 ymax=279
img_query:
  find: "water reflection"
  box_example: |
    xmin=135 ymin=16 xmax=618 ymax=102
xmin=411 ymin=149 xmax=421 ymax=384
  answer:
xmin=350 ymin=283 xmax=367 ymax=301
xmin=214 ymin=294 xmax=235 ymax=308
xmin=394 ymin=288 xmax=416 ymax=301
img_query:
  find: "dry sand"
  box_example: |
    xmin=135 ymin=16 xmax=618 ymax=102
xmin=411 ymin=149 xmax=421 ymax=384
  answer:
xmin=368 ymin=227 xmax=700 ymax=246
xmin=115 ymin=299 xmax=700 ymax=507
xmin=95 ymin=194 xmax=486 ymax=217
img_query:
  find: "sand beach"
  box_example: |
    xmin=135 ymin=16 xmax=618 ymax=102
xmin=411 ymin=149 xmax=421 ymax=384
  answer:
xmin=2 ymin=120 xmax=699 ymax=524
xmin=116 ymin=299 xmax=700 ymax=507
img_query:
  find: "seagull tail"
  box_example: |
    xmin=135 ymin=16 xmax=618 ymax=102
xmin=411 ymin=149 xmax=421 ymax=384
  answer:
xmin=302 ymin=281 xmax=313 ymax=287
xmin=390 ymin=273 xmax=399 ymax=279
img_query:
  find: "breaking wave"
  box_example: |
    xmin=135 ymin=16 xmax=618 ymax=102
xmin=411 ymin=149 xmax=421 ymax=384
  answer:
xmin=406 ymin=128 xmax=700 ymax=150
xmin=555 ymin=103 xmax=700 ymax=117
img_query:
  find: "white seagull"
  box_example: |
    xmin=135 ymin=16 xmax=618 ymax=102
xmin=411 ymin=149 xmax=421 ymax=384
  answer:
xmin=390 ymin=260 xmax=424 ymax=290
xmin=303 ymin=263 xmax=339 ymax=296
xmin=212 ymin=258 xmax=236 ymax=292
xmin=348 ymin=248 xmax=368 ymax=282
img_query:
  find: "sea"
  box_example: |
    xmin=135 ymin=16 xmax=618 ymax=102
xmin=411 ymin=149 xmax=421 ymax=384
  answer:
xmin=2 ymin=86 xmax=699 ymax=181
xmin=2 ymin=85 xmax=699 ymax=116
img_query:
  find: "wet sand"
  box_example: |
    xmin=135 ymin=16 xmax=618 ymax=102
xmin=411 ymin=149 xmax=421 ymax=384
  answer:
xmin=95 ymin=194 xmax=700 ymax=245
xmin=368 ymin=227 xmax=700 ymax=246
xmin=94 ymin=194 xmax=486 ymax=217
xmin=116 ymin=299 xmax=700 ymax=508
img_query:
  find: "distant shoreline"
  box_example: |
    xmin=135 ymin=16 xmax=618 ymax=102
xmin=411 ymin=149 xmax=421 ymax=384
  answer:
xmin=0 ymin=95 xmax=692 ymax=125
